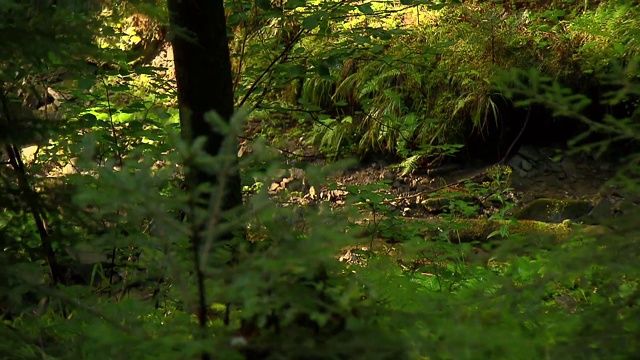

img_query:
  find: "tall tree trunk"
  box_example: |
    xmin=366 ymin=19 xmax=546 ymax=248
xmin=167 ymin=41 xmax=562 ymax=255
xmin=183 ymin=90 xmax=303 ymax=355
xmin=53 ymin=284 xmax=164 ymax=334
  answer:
xmin=167 ymin=0 xmax=241 ymax=210
xmin=167 ymin=1 xmax=242 ymax=356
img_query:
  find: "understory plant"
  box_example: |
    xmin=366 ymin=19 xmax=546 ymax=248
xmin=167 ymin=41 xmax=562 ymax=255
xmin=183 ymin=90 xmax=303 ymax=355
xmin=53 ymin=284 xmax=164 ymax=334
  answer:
xmin=265 ymin=1 xmax=640 ymax=169
xmin=2 ymin=0 xmax=640 ymax=359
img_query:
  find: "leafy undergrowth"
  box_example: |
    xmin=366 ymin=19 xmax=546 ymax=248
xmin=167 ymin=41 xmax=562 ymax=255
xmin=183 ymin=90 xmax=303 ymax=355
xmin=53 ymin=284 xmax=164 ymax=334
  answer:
xmin=2 ymin=0 xmax=640 ymax=359
xmin=3 ymin=144 xmax=640 ymax=359
xmin=339 ymin=181 xmax=640 ymax=359
xmin=251 ymin=1 xmax=640 ymax=170
xmin=3 ymin=62 xmax=639 ymax=359
xmin=2 ymin=91 xmax=638 ymax=358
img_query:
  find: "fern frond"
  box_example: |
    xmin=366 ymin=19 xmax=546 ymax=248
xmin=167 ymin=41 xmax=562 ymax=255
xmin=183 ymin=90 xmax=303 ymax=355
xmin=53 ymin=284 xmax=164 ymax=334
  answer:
xmin=398 ymin=154 xmax=422 ymax=176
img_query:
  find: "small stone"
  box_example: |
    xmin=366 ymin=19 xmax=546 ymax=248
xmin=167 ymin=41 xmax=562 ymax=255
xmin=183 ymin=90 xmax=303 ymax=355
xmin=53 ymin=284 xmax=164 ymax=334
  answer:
xmin=525 ymin=168 xmax=539 ymax=178
xmin=507 ymin=154 xmax=524 ymax=169
xmin=548 ymin=162 xmax=563 ymax=174
xmin=381 ymin=170 xmax=395 ymax=181
xmin=521 ymin=159 xmax=533 ymax=171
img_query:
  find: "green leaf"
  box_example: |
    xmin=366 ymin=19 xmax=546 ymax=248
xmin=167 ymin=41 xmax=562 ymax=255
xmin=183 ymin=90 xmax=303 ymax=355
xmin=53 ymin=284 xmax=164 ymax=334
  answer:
xmin=354 ymin=36 xmax=371 ymax=45
xmin=318 ymin=19 xmax=330 ymax=36
xmin=538 ymin=25 xmax=552 ymax=32
xmin=285 ymin=0 xmax=306 ymax=9
xmin=376 ymin=32 xmax=391 ymax=41
xmin=613 ymin=42 xmax=625 ymax=55
xmin=151 ymin=108 xmax=171 ymax=121
xmin=371 ymin=44 xmax=385 ymax=53
xmin=256 ymin=0 xmax=272 ymax=10
xmin=287 ymin=64 xmax=307 ymax=77
xmin=78 ymin=78 xmax=94 ymax=90
xmin=134 ymin=66 xmax=160 ymax=75
xmin=129 ymin=35 xmax=142 ymax=44
xmin=357 ymin=4 xmax=374 ymax=14
xmin=79 ymin=113 xmax=98 ymax=126
xmin=302 ymin=15 xmax=321 ymax=31
xmin=429 ymin=3 xmax=447 ymax=10
xmin=315 ymin=62 xmax=331 ymax=77
xmin=47 ymin=51 xmax=62 ymax=65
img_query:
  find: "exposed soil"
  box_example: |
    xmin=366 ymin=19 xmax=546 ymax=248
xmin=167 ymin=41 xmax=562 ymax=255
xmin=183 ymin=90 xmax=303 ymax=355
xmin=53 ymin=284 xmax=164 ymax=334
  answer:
xmin=329 ymin=146 xmax=619 ymax=214
xmin=258 ymin=127 xmax=632 ymax=223
xmin=337 ymin=146 xmax=616 ymax=201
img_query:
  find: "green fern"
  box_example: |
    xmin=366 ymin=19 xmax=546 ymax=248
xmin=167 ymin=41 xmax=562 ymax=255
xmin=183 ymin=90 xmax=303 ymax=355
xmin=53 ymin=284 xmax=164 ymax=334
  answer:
xmin=301 ymin=76 xmax=335 ymax=108
xmin=397 ymin=154 xmax=422 ymax=176
xmin=308 ymin=116 xmax=355 ymax=156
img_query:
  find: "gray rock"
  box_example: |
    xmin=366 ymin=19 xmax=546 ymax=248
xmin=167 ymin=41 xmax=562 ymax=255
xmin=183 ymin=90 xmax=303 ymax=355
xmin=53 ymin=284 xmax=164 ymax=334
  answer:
xmin=614 ymin=199 xmax=637 ymax=214
xmin=521 ymin=159 xmax=533 ymax=171
xmin=547 ymin=162 xmax=564 ymax=174
xmin=381 ymin=170 xmax=395 ymax=181
xmin=587 ymin=198 xmax=612 ymax=223
xmin=515 ymin=198 xmax=593 ymax=223
xmin=507 ymin=154 xmax=524 ymax=169
xmin=518 ymin=146 xmax=542 ymax=162
xmin=525 ymin=168 xmax=539 ymax=178
xmin=611 ymin=188 xmax=640 ymax=204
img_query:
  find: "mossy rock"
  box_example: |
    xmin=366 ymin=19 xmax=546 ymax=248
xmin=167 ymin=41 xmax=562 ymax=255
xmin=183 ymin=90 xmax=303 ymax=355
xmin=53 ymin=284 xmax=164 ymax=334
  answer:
xmin=403 ymin=217 xmax=608 ymax=244
xmin=514 ymin=198 xmax=593 ymax=223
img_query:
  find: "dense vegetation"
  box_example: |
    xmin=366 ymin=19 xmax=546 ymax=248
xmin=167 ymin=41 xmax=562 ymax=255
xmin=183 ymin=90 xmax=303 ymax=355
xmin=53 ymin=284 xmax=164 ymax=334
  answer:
xmin=1 ymin=0 xmax=639 ymax=359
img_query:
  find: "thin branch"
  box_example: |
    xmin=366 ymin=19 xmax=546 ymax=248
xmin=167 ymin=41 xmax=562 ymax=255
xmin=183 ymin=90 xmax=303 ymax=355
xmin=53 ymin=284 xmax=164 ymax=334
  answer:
xmin=0 ymin=88 xmax=65 ymax=286
xmin=237 ymin=28 xmax=305 ymax=108
xmin=100 ymin=76 xmax=124 ymax=167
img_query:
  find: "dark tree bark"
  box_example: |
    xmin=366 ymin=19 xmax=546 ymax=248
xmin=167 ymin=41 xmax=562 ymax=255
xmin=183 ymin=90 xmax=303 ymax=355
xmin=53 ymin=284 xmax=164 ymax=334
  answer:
xmin=166 ymin=1 xmax=242 ymax=356
xmin=167 ymin=0 xmax=242 ymax=213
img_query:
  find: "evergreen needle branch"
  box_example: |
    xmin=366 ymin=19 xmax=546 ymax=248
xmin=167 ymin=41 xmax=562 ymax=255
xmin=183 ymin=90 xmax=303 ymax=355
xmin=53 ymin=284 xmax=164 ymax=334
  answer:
xmin=186 ymin=171 xmax=209 ymax=332
xmin=201 ymin=115 xmax=246 ymax=267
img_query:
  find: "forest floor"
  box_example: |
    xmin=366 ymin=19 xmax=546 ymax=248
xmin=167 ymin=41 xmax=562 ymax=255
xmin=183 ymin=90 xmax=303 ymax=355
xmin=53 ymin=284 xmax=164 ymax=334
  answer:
xmin=258 ymin=123 xmax=630 ymax=223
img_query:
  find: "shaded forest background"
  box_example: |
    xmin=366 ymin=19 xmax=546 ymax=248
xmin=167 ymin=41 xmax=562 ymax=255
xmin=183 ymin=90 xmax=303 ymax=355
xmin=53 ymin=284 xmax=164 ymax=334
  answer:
xmin=1 ymin=0 xmax=640 ymax=359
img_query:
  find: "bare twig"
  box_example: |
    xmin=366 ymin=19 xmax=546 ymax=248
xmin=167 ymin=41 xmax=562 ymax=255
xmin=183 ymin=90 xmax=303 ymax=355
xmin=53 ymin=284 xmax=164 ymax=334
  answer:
xmin=0 ymin=88 xmax=65 ymax=286
xmin=100 ymin=77 xmax=124 ymax=167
